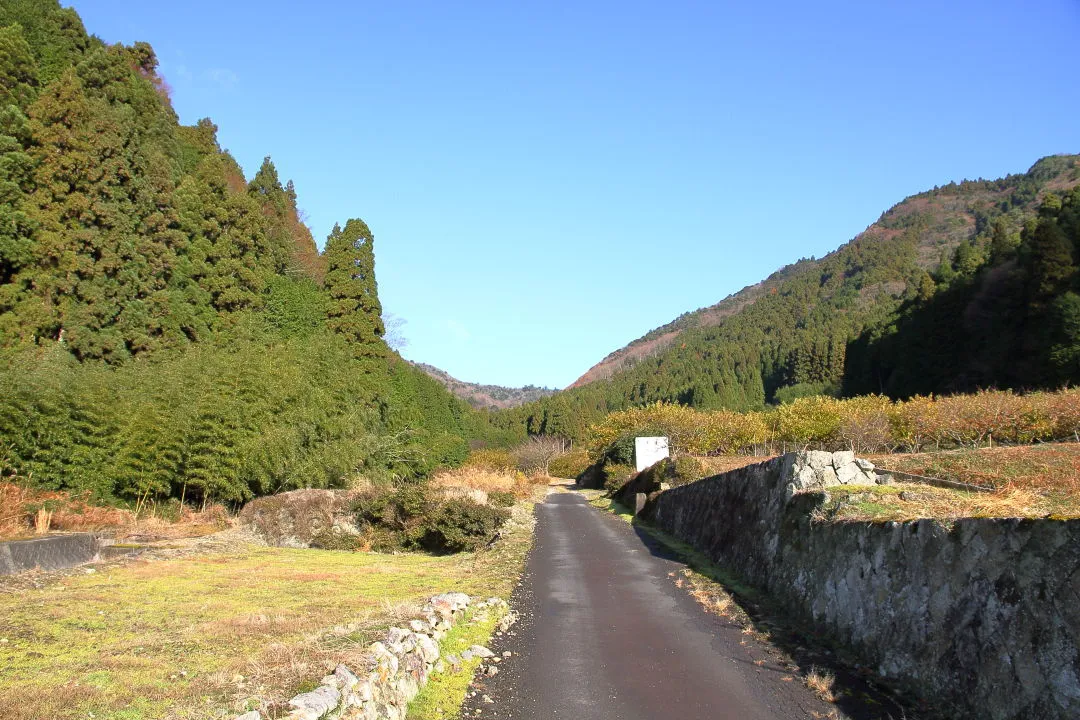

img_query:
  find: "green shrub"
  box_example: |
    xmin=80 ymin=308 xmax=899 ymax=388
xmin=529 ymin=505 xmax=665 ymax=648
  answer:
xmin=418 ymin=499 xmax=509 ymax=553
xmin=352 ymin=483 xmax=507 ymax=554
xmin=671 ymin=456 xmax=705 ymax=486
xmin=602 ymin=463 xmax=636 ymax=495
xmin=488 ymin=491 xmax=516 ymax=508
xmin=309 ymin=528 xmax=363 ymax=551
xmin=773 ymin=382 xmax=838 ymax=405
xmin=548 ymin=449 xmax=591 ymax=479
xmin=603 ymin=436 xmax=637 ymax=465
xmin=627 ymin=456 xmax=705 ymax=495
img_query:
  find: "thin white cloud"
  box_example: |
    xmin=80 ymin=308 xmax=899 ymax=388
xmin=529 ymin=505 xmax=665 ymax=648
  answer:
xmin=204 ymin=68 xmax=239 ymax=91
xmin=446 ymin=319 xmax=470 ymax=343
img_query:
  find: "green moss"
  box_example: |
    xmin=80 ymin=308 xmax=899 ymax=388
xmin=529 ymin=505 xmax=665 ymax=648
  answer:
xmin=587 ymin=493 xmax=633 ymax=523
xmin=407 ymin=609 xmax=502 ymax=720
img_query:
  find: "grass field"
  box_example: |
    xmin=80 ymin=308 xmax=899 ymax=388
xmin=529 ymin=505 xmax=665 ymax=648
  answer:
xmin=0 ymin=503 xmax=535 ymax=720
xmin=867 ymin=443 xmax=1080 ymax=494
xmin=688 ymin=444 xmax=1080 ymax=521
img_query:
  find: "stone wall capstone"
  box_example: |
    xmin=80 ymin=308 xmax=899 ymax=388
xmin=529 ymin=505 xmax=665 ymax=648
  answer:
xmin=648 ymin=451 xmax=1080 ymax=720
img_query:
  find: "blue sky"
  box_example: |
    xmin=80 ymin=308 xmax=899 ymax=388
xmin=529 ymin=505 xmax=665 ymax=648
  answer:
xmin=75 ymin=1 xmax=1080 ymax=389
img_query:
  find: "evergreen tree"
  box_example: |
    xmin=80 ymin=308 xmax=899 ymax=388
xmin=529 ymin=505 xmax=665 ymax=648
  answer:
xmin=247 ymin=156 xmax=322 ymax=280
xmin=1023 ymin=203 xmax=1075 ymax=303
xmin=0 ymin=23 xmax=38 ymax=109
xmin=323 ymin=218 xmax=385 ymax=354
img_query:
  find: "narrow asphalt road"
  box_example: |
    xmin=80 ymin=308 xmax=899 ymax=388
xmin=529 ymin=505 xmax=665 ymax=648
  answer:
xmin=462 ymin=491 xmax=842 ymax=720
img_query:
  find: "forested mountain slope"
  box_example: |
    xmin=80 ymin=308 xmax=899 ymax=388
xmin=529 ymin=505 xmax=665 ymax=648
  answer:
xmin=0 ymin=1 xmax=509 ymax=505
xmin=505 ymin=155 xmax=1080 ymax=440
xmin=415 ymin=363 xmax=555 ymax=409
xmin=571 ymin=156 xmax=1080 ymax=390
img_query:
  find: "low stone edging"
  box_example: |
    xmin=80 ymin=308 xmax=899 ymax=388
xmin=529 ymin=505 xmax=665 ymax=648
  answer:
xmin=232 ymin=592 xmax=514 ymax=720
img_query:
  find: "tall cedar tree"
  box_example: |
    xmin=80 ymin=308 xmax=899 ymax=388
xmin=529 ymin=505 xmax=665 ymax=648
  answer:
xmin=248 ymin=156 xmax=323 ymax=281
xmin=323 ymin=218 xmax=385 ymax=354
xmin=0 ymin=23 xmax=37 ymax=301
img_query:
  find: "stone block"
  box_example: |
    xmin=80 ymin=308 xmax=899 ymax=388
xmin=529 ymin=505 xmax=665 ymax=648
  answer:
xmin=806 ymin=450 xmax=835 ymax=470
xmin=415 ymin=634 xmax=439 ymax=664
xmin=288 ymin=685 xmax=340 ymax=720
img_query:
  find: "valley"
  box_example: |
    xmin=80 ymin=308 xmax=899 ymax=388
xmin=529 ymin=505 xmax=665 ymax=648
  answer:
xmin=0 ymin=2 xmax=1078 ymax=720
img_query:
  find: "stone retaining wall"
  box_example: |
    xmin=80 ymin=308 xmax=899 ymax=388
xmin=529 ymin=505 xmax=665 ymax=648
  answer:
xmin=232 ymin=593 xmax=514 ymax=720
xmin=648 ymin=451 xmax=1080 ymax=720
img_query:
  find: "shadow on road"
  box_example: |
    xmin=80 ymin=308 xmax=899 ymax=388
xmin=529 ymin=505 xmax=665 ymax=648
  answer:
xmin=627 ymin=521 xmax=926 ymax=720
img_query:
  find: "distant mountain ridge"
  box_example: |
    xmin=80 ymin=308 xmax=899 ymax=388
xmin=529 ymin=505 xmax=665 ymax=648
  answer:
xmin=570 ymin=155 xmax=1080 ymax=390
xmin=415 ymin=363 xmax=555 ymax=409
xmin=508 ymin=154 xmax=1080 ymax=440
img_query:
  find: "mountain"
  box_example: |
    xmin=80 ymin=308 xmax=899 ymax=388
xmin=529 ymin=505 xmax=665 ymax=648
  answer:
xmin=571 ymin=155 xmax=1080 ymax=391
xmin=0 ymin=1 xmax=504 ymax=505
xmin=509 ymin=155 xmax=1080 ymax=440
xmin=415 ymin=363 xmax=555 ymax=409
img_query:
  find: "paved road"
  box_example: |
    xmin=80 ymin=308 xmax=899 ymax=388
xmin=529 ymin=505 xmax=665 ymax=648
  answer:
xmin=463 ymin=491 xmax=842 ymax=720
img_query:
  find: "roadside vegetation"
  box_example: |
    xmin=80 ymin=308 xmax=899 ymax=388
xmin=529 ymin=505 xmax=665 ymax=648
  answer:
xmin=574 ymin=392 xmax=1080 ymax=505
xmin=0 ymin=481 xmax=229 ymax=541
xmin=584 ymin=390 xmax=1080 ymax=459
xmin=406 ymin=608 xmax=504 ymax=720
xmin=0 ymin=467 xmax=541 ymax=720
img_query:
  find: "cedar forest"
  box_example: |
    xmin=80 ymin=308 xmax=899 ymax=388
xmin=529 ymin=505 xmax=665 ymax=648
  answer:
xmin=1 ymin=1 xmax=1079 ymax=507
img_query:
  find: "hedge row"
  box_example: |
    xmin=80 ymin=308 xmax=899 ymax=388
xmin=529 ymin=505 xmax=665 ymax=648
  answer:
xmin=587 ymin=389 xmax=1080 ymax=457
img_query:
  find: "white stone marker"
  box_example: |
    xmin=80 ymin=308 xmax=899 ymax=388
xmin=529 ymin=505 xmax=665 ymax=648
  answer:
xmin=634 ymin=436 xmax=670 ymax=472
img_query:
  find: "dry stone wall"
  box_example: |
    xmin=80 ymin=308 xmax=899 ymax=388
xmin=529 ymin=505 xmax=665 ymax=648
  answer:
xmin=648 ymin=452 xmax=1080 ymax=720
xmin=232 ymin=593 xmax=514 ymax=720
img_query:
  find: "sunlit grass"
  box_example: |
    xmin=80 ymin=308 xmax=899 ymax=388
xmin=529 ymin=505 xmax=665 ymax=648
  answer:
xmin=0 ymin=510 xmax=534 ymax=720
xmin=407 ymin=610 xmax=502 ymax=720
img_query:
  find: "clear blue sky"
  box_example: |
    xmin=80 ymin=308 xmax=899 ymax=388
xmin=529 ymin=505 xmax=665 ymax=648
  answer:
xmin=75 ymin=0 xmax=1079 ymax=389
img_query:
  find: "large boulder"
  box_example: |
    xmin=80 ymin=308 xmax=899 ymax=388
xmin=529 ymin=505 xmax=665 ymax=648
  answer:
xmin=239 ymin=489 xmax=361 ymax=548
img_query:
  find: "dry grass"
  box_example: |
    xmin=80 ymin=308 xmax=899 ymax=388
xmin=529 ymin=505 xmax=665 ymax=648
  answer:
xmin=857 ymin=443 xmax=1080 ymax=519
xmin=816 ymin=482 xmax=1077 ymax=522
xmin=0 ymin=497 xmax=538 ymax=720
xmin=805 ymin=666 xmax=837 ymax=703
xmin=695 ymin=455 xmax=776 ymax=477
xmin=868 ymin=442 xmax=1080 ymax=495
xmin=0 ymin=483 xmax=228 ymax=541
xmin=673 ymin=568 xmax=736 ymax=617
xmin=687 ymin=445 xmax=1080 ymax=520
xmin=429 ymin=467 xmax=544 ymax=499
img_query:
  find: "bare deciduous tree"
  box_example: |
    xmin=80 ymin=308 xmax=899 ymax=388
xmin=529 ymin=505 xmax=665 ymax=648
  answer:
xmin=513 ymin=436 xmax=569 ymax=476
xmin=382 ymin=312 xmax=409 ymax=351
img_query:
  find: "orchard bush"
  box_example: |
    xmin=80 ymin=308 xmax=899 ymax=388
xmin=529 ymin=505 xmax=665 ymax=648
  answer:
xmin=588 ymin=402 xmax=705 ymax=459
xmin=462 ymin=448 xmax=516 ymax=473
xmin=771 ymin=396 xmax=844 ymax=446
xmin=701 ymin=409 xmax=770 ymax=454
xmin=582 ymin=388 xmax=1080 ymax=457
xmin=548 ymin=449 xmax=591 ymax=479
